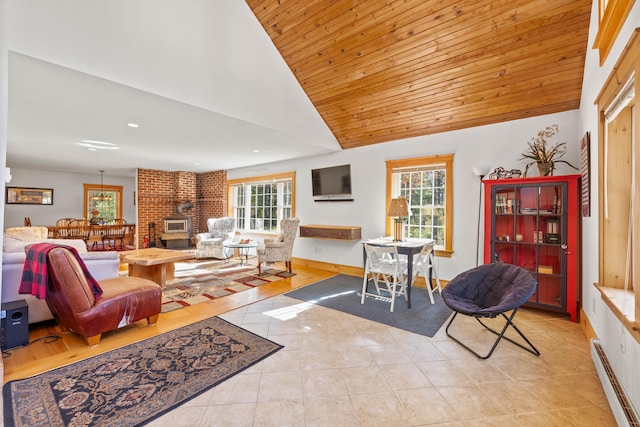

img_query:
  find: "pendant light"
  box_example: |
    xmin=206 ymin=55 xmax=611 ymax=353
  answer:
xmin=90 ymin=170 xmax=113 ymax=201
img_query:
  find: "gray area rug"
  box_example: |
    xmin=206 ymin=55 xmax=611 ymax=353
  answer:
xmin=285 ymin=274 xmax=452 ymax=337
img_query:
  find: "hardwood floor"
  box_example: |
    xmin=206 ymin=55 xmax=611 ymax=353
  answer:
xmin=2 ymin=263 xmax=337 ymax=383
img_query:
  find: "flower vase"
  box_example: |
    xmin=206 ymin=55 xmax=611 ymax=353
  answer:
xmin=537 ymin=162 xmax=553 ymax=176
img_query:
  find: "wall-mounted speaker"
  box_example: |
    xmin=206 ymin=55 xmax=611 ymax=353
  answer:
xmin=1 ymin=299 xmax=29 ymax=350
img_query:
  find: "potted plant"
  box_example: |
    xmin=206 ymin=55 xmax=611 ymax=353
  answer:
xmin=521 ymin=124 xmax=578 ymax=176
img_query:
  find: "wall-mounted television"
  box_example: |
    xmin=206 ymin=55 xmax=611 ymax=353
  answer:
xmin=311 ymin=164 xmax=353 ymax=201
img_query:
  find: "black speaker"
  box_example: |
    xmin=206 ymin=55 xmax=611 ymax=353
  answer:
xmin=1 ymin=299 xmax=29 ymax=350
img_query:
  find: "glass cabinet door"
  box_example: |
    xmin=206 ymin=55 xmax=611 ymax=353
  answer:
xmin=491 ymin=182 xmax=567 ymax=311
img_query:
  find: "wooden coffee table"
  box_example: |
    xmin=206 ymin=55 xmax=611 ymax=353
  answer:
xmin=119 ymin=248 xmax=194 ymax=287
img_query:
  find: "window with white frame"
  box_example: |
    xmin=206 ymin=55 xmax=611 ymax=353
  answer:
xmin=227 ymin=172 xmax=295 ymax=232
xmin=386 ymin=155 xmax=453 ymax=255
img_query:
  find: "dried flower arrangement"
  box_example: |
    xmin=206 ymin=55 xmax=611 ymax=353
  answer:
xmin=521 ymin=125 xmax=578 ymax=176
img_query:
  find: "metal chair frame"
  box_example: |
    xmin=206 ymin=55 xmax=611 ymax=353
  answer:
xmin=444 ymin=308 xmax=541 ymax=359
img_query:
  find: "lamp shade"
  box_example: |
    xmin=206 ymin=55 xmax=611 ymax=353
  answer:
xmin=387 ymin=197 xmax=409 ymax=217
xmin=472 ymin=165 xmax=492 ymax=177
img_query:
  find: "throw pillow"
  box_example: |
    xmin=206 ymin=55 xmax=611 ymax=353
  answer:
xmin=5 ymin=228 xmax=39 ymax=242
xmin=3 ymin=236 xmax=28 ymax=253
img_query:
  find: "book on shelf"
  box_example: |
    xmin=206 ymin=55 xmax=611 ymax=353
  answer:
xmin=495 ymin=196 xmax=517 ymax=214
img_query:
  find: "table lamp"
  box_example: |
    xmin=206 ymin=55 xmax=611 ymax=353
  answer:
xmin=388 ymin=197 xmax=409 ymax=242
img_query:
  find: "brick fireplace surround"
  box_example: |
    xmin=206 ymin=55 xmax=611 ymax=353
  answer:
xmin=137 ymin=169 xmax=227 ymax=249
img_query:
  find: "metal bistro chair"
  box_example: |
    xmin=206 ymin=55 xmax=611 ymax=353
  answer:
xmin=361 ymin=243 xmax=409 ymax=312
xmin=441 ymin=262 xmax=541 ymax=359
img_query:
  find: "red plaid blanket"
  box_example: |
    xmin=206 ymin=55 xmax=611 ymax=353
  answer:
xmin=19 ymin=243 xmax=103 ymax=300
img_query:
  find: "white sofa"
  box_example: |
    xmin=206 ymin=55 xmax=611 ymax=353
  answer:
xmin=1 ymin=227 xmax=121 ymax=324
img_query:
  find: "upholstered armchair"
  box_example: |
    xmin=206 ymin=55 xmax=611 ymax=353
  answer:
xmin=257 ymin=217 xmax=300 ymax=275
xmin=39 ymin=245 xmax=161 ymax=346
xmin=194 ymin=217 xmax=236 ymax=259
xmin=3 ymin=226 xmax=120 ymax=324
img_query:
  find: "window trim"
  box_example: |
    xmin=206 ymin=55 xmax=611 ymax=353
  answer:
xmin=594 ymin=28 xmax=640 ymax=340
xmin=226 ymin=171 xmax=296 ymax=232
xmin=593 ymin=0 xmax=635 ymax=66
xmin=83 ymin=183 xmax=123 ymax=220
xmin=386 ymin=154 xmax=454 ymax=258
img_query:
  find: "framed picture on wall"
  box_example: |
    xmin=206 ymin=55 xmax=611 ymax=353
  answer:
xmin=6 ymin=187 xmax=54 ymax=205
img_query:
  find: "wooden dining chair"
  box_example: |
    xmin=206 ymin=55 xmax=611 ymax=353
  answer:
xmin=102 ymin=220 xmax=127 ymax=250
xmin=361 ymin=243 xmax=406 ymax=312
xmin=68 ymin=219 xmax=92 ymax=249
xmin=404 ymin=242 xmax=442 ymax=304
xmin=55 ymin=218 xmax=76 ymax=239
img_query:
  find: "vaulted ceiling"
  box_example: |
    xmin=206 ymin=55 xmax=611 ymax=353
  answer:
xmin=5 ymin=1 xmax=591 ymax=176
xmin=247 ymin=0 xmax=592 ymax=149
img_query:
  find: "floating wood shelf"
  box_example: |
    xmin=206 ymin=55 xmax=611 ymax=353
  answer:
xmin=300 ymin=224 xmax=362 ymax=241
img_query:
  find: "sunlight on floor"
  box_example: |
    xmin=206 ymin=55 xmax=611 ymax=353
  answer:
xmin=263 ymin=302 xmax=315 ymax=320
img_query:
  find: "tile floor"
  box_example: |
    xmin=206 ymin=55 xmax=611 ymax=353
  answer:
xmin=147 ymin=294 xmax=616 ymax=426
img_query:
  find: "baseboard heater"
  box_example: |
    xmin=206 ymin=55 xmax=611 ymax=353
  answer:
xmin=591 ymin=339 xmax=640 ymax=426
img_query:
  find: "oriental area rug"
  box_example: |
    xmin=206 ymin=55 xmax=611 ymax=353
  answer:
xmin=286 ymin=274 xmax=452 ymax=337
xmin=162 ymin=258 xmax=295 ymax=313
xmin=3 ymin=317 xmax=283 ymax=427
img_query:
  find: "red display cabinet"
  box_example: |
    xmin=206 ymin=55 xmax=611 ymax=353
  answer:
xmin=483 ymin=175 xmax=581 ymax=321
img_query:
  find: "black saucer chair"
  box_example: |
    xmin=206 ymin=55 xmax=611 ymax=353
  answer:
xmin=441 ymin=262 xmax=540 ymax=359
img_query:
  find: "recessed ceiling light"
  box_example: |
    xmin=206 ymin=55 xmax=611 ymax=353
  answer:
xmin=252 ymin=149 xmax=261 ymax=153
xmin=127 ymin=123 xmax=140 ymax=128
xmin=77 ymin=140 xmax=120 ymax=150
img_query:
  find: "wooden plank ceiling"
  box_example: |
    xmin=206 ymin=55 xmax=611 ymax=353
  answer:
xmin=247 ymin=0 xmax=591 ymax=149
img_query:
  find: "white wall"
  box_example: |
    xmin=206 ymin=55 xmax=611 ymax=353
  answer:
xmin=3 ymin=168 xmax=136 ymax=228
xmin=578 ymin=0 xmax=640 ymax=413
xmin=229 ymin=109 xmax=580 ymax=282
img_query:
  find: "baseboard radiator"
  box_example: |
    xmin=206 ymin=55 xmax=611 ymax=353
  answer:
xmin=591 ymin=339 xmax=639 ymax=426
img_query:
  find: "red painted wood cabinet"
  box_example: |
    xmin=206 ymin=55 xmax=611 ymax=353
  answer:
xmin=483 ymin=175 xmax=581 ymax=321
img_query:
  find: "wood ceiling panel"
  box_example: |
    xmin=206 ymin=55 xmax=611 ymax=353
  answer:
xmin=247 ymin=0 xmax=591 ymax=148
xmin=315 ymin=32 xmax=588 ymax=111
xmin=301 ymin=8 xmax=589 ymax=96
xmin=289 ymin=1 xmax=523 ymax=85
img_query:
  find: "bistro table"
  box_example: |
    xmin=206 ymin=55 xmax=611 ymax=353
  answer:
xmin=223 ymin=242 xmax=258 ymax=266
xmin=362 ymin=237 xmax=435 ymax=309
